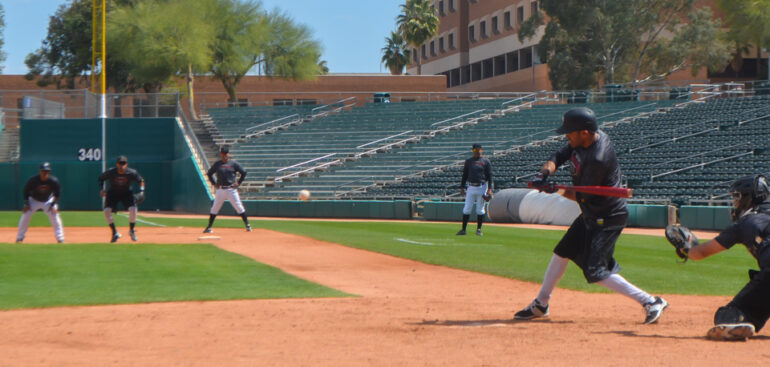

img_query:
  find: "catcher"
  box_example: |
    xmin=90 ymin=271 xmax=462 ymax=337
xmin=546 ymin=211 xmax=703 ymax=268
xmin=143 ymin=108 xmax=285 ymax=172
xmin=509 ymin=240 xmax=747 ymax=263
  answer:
xmin=666 ymin=174 xmax=770 ymax=341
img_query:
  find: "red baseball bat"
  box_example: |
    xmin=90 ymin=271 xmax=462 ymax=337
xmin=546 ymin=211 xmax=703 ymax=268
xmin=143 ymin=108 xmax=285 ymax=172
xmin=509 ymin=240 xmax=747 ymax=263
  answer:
xmin=527 ymin=182 xmax=633 ymax=198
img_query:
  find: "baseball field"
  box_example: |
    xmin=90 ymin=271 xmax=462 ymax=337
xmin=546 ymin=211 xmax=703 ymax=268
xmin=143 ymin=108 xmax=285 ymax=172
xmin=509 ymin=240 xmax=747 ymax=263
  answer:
xmin=0 ymin=211 xmax=765 ymax=366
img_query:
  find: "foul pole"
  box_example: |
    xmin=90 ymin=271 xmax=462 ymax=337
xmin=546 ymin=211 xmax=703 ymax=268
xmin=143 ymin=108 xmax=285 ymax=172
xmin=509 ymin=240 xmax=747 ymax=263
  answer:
xmin=93 ymin=0 xmax=107 ymax=173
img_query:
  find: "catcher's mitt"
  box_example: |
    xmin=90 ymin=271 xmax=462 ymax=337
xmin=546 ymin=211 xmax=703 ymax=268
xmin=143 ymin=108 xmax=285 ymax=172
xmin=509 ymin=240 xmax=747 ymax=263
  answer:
xmin=134 ymin=191 xmax=146 ymax=205
xmin=665 ymin=224 xmax=698 ymax=261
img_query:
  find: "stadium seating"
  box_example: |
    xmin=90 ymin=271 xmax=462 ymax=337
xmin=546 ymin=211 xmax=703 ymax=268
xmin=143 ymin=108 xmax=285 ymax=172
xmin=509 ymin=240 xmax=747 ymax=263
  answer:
xmin=355 ymin=95 xmax=770 ymax=204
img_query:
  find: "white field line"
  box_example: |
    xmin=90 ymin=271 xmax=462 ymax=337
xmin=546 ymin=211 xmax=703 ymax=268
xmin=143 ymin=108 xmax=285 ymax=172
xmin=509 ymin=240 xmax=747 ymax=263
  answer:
xmin=117 ymin=214 xmax=167 ymax=227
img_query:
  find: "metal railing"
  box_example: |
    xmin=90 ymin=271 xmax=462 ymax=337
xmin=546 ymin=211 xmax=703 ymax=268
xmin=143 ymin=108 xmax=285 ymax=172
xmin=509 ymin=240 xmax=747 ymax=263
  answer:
xmin=276 ymin=153 xmax=337 ymax=173
xmin=176 ymin=102 xmax=210 ymax=171
xmin=650 ymin=150 xmax=755 ymax=181
xmin=356 ymin=130 xmax=414 ymax=149
xmin=244 ymin=113 xmax=299 ymax=134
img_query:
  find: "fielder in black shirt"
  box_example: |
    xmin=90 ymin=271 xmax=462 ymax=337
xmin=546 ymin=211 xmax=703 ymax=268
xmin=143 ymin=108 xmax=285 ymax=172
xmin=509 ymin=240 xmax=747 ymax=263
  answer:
xmin=515 ymin=107 xmax=668 ymax=324
xmin=682 ymin=175 xmax=770 ymax=340
xmin=98 ymin=155 xmax=145 ymax=243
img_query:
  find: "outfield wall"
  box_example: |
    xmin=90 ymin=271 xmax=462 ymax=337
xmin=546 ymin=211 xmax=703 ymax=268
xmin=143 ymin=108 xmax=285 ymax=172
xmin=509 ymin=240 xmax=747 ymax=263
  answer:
xmin=3 ymin=118 xmax=211 ymax=212
xmin=218 ymin=200 xmax=413 ymax=220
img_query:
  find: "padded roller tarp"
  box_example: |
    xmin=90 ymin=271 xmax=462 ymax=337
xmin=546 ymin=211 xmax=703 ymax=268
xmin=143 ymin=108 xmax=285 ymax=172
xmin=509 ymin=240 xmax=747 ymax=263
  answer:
xmin=488 ymin=188 xmax=581 ymax=225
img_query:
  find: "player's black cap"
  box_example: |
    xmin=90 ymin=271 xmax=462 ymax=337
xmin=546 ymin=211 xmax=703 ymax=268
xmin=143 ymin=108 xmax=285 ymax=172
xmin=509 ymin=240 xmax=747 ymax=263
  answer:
xmin=557 ymin=107 xmax=598 ymax=133
xmin=116 ymin=155 xmax=128 ymax=163
xmin=39 ymin=162 xmax=51 ymax=171
xmin=220 ymin=145 xmax=230 ymax=153
xmin=472 ymin=143 xmax=482 ymax=150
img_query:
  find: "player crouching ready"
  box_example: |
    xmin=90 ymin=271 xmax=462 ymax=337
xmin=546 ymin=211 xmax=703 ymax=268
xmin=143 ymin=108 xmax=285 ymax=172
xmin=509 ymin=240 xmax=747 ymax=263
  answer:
xmin=99 ymin=155 xmax=145 ymax=243
xmin=516 ymin=107 xmax=668 ymax=324
xmin=666 ymin=175 xmax=770 ymax=341
xmin=16 ymin=162 xmax=65 ymax=243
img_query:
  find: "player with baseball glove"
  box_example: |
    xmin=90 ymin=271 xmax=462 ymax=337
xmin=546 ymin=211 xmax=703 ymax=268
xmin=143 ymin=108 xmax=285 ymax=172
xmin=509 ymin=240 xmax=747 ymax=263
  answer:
xmin=457 ymin=143 xmax=493 ymax=236
xmin=16 ymin=162 xmax=65 ymax=243
xmin=665 ymin=174 xmax=770 ymax=341
xmin=99 ymin=155 xmax=145 ymax=243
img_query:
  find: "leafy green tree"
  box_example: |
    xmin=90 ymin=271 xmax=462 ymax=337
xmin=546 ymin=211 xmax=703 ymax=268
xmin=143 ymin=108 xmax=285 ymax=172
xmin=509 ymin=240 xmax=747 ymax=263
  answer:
xmin=381 ymin=31 xmax=410 ymax=75
xmin=520 ymin=0 xmax=729 ymax=90
xmin=0 ymin=4 xmax=6 ymax=73
xmin=209 ymin=1 xmax=322 ymax=104
xmin=109 ymin=0 xmax=214 ymax=118
xmin=396 ymin=0 xmax=438 ymax=75
xmin=25 ymin=0 xmax=135 ymax=91
xmin=718 ymin=0 xmax=770 ymax=78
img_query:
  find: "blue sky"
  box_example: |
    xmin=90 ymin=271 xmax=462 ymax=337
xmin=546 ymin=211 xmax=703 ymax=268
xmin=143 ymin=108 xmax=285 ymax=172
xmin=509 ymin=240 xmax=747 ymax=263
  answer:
xmin=1 ymin=0 xmax=403 ymax=75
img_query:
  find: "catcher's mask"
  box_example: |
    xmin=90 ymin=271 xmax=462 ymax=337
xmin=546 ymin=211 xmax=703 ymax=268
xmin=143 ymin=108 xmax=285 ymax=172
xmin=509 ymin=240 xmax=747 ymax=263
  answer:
xmin=729 ymin=174 xmax=770 ymax=221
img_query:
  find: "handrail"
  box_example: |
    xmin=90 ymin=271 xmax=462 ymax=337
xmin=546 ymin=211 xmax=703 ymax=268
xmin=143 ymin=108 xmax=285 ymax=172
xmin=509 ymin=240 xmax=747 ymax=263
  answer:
xmin=357 ymin=130 xmax=414 ymax=149
xmin=595 ymin=102 xmax=658 ymax=120
xmin=274 ymin=159 xmax=342 ymax=182
xmin=245 ymin=113 xmax=299 ymax=133
xmin=176 ymin=102 xmax=210 ymax=170
xmin=430 ymin=109 xmax=486 ymax=126
xmin=650 ymin=150 xmax=754 ymax=181
xmin=501 ymin=93 xmax=537 ymax=107
xmin=648 ymin=144 xmax=747 ymax=169
xmin=276 ymin=153 xmax=336 ymax=172
xmin=311 ymin=96 xmax=356 ymax=115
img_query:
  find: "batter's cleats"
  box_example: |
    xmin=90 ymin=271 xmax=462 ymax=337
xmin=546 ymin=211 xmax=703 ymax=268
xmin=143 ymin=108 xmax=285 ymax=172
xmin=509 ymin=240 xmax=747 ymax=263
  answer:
xmin=456 ymin=229 xmax=466 ymax=235
xmin=643 ymin=296 xmax=668 ymax=324
xmin=203 ymin=227 xmax=212 ymax=234
xmin=245 ymin=225 xmax=252 ymax=232
xmin=707 ymin=323 xmax=755 ymax=341
xmin=57 ymin=239 xmax=64 ymax=244
xmin=111 ymin=233 xmax=121 ymax=243
xmin=129 ymin=230 xmax=137 ymax=242
xmin=514 ymin=299 xmax=549 ymax=320
xmin=15 ymin=239 xmax=22 ymax=244
xmin=476 ymin=229 xmax=483 ymax=236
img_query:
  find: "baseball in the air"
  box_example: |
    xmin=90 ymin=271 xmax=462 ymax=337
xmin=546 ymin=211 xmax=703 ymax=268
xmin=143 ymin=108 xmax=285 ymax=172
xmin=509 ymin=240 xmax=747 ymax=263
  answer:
xmin=298 ymin=189 xmax=311 ymax=201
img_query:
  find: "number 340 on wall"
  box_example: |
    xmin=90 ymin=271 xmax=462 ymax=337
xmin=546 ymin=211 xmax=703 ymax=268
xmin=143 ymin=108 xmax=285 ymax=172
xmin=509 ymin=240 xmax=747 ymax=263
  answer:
xmin=77 ymin=148 xmax=102 ymax=161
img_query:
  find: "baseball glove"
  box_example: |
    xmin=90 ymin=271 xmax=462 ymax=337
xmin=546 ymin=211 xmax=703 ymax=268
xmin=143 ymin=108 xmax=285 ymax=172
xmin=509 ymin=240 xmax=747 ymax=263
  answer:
xmin=483 ymin=193 xmax=492 ymax=202
xmin=665 ymin=224 xmax=698 ymax=261
xmin=134 ymin=191 xmax=146 ymax=205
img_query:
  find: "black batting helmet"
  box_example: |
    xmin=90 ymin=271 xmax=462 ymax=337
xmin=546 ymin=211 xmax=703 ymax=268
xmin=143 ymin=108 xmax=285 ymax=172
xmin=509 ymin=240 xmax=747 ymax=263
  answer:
xmin=557 ymin=107 xmax=598 ymax=134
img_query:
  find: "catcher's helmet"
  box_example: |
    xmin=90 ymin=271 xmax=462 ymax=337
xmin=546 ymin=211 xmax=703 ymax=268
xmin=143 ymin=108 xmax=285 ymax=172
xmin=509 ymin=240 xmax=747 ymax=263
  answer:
xmin=557 ymin=107 xmax=598 ymax=134
xmin=729 ymin=174 xmax=769 ymax=220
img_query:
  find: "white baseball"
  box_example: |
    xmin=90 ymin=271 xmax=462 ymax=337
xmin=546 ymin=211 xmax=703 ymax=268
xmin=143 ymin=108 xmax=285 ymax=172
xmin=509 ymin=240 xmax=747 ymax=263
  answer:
xmin=298 ymin=189 xmax=311 ymax=201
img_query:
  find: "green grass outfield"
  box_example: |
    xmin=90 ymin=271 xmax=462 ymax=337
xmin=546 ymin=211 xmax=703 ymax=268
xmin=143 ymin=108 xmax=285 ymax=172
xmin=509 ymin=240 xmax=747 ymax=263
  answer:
xmin=0 ymin=211 xmax=757 ymax=299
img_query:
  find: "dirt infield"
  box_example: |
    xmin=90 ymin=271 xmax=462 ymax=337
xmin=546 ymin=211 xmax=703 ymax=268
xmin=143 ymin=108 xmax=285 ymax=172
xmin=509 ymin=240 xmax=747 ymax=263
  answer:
xmin=0 ymin=226 xmax=765 ymax=366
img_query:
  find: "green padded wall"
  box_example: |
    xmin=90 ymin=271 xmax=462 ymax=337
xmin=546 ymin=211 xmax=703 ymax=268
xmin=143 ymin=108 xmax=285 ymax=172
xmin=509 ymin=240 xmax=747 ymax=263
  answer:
xmin=680 ymin=206 xmax=731 ymax=231
xmin=422 ymin=201 xmax=483 ymax=222
xmin=11 ymin=118 xmax=212 ymax=212
xmin=627 ymin=204 xmax=668 ymax=228
xmin=218 ymin=200 xmax=413 ymax=219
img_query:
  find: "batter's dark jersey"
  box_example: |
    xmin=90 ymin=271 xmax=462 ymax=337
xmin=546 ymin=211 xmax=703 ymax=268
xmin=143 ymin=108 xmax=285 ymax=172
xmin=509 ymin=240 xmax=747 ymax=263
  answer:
xmin=24 ymin=175 xmax=61 ymax=203
xmin=460 ymin=157 xmax=493 ymax=188
xmin=548 ymin=130 xmax=627 ymax=220
xmin=99 ymin=168 xmax=143 ymax=193
xmin=207 ymin=160 xmax=246 ymax=187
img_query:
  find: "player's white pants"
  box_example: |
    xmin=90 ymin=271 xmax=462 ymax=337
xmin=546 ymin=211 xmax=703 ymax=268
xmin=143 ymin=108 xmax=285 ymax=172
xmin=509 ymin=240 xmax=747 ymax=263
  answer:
xmin=17 ymin=197 xmax=64 ymax=242
xmin=210 ymin=187 xmax=245 ymax=215
xmin=462 ymin=183 xmax=488 ymax=215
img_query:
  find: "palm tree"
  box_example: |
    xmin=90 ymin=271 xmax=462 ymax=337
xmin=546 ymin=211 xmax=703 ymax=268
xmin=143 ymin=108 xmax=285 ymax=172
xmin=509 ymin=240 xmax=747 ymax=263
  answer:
xmin=318 ymin=60 xmax=329 ymax=75
xmin=396 ymin=0 xmax=439 ymax=75
xmin=381 ymin=31 xmax=410 ymax=75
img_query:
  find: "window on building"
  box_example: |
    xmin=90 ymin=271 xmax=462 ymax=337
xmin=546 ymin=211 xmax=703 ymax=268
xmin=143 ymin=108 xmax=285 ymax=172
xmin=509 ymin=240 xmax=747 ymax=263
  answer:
xmin=517 ymin=6 xmax=524 ymax=24
xmin=462 ymin=65 xmax=471 ymax=84
xmin=531 ymin=1 xmax=538 ymax=15
xmin=480 ymin=21 xmax=487 ymax=38
xmin=521 ymin=47 xmax=533 ymax=68
xmin=439 ymin=37 xmax=445 ymax=53
xmin=413 ymin=49 xmax=418 ymax=63
xmin=439 ymin=1 xmax=445 ymax=16
xmin=494 ymin=55 xmax=506 ymax=76
xmin=297 ymin=99 xmax=317 ymax=105
xmin=504 ymin=11 xmax=512 ymax=29
xmin=448 ymin=33 xmax=455 ymax=49
xmin=430 ymin=40 xmax=436 ymax=56
xmin=483 ymin=58 xmax=494 ymax=79
xmin=422 ymin=44 xmax=427 ymax=60
xmin=273 ymin=99 xmax=293 ymax=106
xmin=506 ymin=51 xmax=519 ymax=72
xmin=449 ymin=0 xmax=455 ymax=12
xmin=450 ymin=68 xmax=461 ymax=87
xmin=472 ymin=62 xmax=482 ymax=81
xmin=469 ymin=25 xmax=476 ymax=42
xmin=492 ymin=16 xmax=499 ymax=34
